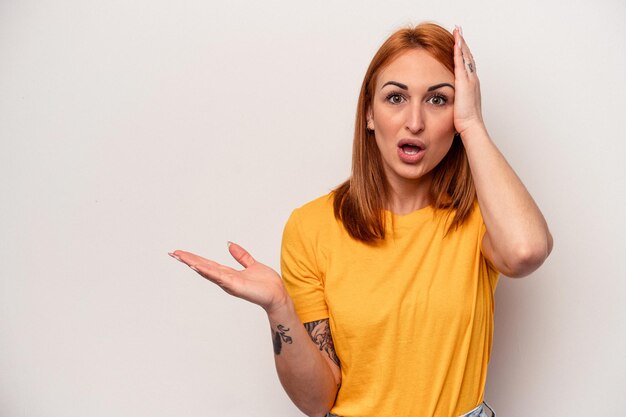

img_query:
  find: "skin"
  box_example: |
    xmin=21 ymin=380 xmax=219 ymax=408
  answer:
xmin=169 ymin=26 xmax=553 ymax=416
xmin=450 ymin=26 xmax=553 ymax=277
xmin=368 ymin=48 xmax=457 ymax=214
xmin=169 ymin=243 xmax=340 ymax=417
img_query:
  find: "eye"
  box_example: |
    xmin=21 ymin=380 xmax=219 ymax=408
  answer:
xmin=386 ymin=92 xmax=406 ymax=105
xmin=427 ymin=93 xmax=448 ymax=106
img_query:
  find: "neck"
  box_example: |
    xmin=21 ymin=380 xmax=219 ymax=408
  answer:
xmin=385 ymin=173 xmax=433 ymax=215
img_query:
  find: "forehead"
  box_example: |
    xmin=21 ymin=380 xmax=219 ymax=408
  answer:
xmin=375 ymin=49 xmax=453 ymax=89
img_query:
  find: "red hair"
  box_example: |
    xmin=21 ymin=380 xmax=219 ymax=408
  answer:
xmin=333 ymin=22 xmax=476 ymax=243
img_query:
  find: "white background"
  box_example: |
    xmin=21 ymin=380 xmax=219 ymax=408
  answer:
xmin=1 ymin=0 xmax=625 ymax=416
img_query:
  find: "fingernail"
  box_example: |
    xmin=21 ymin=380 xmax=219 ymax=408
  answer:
xmin=458 ymin=25 xmax=463 ymax=36
xmin=227 ymin=241 xmax=233 ymax=249
xmin=168 ymin=252 xmax=181 ymax=261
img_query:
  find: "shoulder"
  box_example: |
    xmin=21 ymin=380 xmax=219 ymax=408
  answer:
xmin=432 ymin=200 xmax=486 ymax=245
xmin=287 ymin=192 xmax=337 ymax=231
xmin=281 ymin=194 xmax=338 ymax=279
xmin=454 ymin=201 xmax=500 ymax=274
xmin=451 ymin=200 xmax=484 ymax=232
xmin=294 ymin=192 xmax=335 ymax=215
xmin=282 ymin=192 xmax=342 ymax=253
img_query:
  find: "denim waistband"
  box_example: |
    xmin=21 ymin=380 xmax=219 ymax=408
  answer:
xmin=325 ymin=401 xmax=496 ymax=417
xmin=460 ymin=401 xmax=496 ymax=417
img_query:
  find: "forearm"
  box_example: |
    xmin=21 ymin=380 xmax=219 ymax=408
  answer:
xmin=461 ymin=124 xmax=553 ymax=276
xmin=266 ymin=299 xmax=339 ymax=417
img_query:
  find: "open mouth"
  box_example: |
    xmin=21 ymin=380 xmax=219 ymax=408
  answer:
xmin=400 ymin=144 xmax=423 ymax=155
xmin=397 ymin=139 xmax=426 ymax=163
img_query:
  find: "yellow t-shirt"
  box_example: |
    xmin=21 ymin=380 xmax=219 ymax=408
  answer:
xmin=280 ymin=193 xmax=499 ymax=417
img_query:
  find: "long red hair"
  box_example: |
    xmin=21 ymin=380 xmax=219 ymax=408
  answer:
xmin=333 ymin=22 xmax=476 ymax=243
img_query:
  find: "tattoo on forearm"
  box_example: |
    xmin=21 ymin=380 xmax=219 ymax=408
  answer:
xmin=272 ymin=324 xmax=293 ymax=355
xmin=304 ymin=319 xmax=340 ymax=367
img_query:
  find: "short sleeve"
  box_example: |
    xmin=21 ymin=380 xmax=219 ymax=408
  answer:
xmin=280 ymin=208 xmax=329 ymax=323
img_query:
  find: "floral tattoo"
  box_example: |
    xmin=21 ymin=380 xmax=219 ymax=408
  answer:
xmin=272 ymin=324 xmax=293 ymax=355
xmin=304 ymin=319 xmax=340 ymax=367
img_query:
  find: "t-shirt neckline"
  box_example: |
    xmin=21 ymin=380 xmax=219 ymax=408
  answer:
xmin=384 ymin=204 xmax=434 ymax=229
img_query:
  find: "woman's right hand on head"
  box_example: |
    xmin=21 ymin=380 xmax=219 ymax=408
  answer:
xmin=169 ymin=242 xmax=290 ymax=314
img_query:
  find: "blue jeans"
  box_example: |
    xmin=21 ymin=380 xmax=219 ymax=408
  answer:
xmin=461 ymin=401 xmax=496 ymax=417
xmin=325 ymin=401 xmax=496 ymax=417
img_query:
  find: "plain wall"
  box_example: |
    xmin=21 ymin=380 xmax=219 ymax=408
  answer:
xmin=1 ymin=0 xmax=624 ymax=415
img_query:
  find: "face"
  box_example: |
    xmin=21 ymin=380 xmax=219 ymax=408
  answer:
xmin=368 ymin=48 xmax=456 ymax=191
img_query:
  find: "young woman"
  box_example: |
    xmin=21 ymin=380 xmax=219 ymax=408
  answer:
xmin=170 ymin=23 xmax=552 ymax=417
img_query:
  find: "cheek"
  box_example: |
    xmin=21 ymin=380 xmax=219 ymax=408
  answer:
xmin=373 ymin=115 xmax=397 ymax=137
xmin=373 ymin=102 xmax=406 ymax=133
xmin=431 ymin=129 xmax=456 ymax=161
xmin=442 ymin=136 xmax=455 ymax=155
xmin=432 ymin=109 xmax=455 ymax=133
xmin=430 ymin=113 xmax=456 ymax=145
xmin=372 ymin=117 xmax=399 ymax=150
xmin=373 ymin=133 xmax=390 ymax=158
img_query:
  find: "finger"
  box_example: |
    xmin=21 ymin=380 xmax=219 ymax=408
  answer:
xmin=453 ymin=27 xmax=468 ymax=79
xmin=192 ymin=261 xmax=235 ymax=288
xmin=168 ymin=251 xmax=182 ymax=261
xmin=170 ymin=250 xmax=223 ymax=270
xmin=458 ymin=31 xmax=477 ymax=75
xmin=227 ymin=241 xmax=256 ymax=268
xmin=172 ymin=250 xmax=239 ymax=285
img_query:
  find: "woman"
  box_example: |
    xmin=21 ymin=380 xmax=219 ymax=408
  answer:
xmin=170 ymin=23 xmax=552 ymax=417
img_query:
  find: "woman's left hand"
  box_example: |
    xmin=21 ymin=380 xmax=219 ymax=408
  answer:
xmin=452 ymin=26 xmax=485 ymax=136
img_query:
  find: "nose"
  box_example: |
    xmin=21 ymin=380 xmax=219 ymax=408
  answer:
xmin=405 ymin=102 xmax=425 ymax=134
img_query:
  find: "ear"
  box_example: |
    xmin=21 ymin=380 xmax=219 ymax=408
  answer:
xmin=366 ymin=108 xmax=374 ymax=131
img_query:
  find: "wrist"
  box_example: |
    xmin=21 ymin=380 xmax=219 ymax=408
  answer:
xmin=458 ymin=122 xmax=488 ymax=142
xmin=265 ymin=293 xmax=295 ymax=318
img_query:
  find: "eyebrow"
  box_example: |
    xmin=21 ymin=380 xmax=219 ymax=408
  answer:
xmin=381 ymin=81 xmax=455 ymax=91
xmin=381 ymin=81 xmax=408 ymax=90
xmin=427 ymin=83 xmax=455 ymax=91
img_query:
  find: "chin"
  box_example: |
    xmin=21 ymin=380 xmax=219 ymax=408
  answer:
xmin=396 ymin=167 xmax=432 ymax=181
